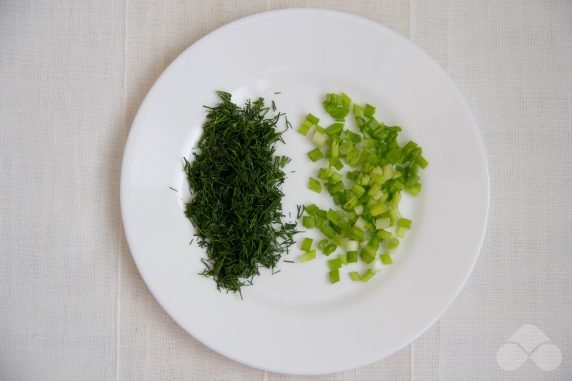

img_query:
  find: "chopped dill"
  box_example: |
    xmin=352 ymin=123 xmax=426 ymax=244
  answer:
xmin=296 ymin=205 xmax=304 ymax=219
xmin=183 ymin=91 xmax=297 ymax=293
xmin=283 ymin=260 xmax=295 ymax=263
xmin=271 ymin=100 xmax=277 ymax=112
xmin=168 ymin=186 xmax=178 ymax=192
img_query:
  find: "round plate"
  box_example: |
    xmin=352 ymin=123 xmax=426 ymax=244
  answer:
xmin=121 ymin=9 xmax=489 ymax=375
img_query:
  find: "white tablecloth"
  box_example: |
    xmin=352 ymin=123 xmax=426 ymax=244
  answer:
xmin=1 ymin=1 xmax=570 ymax=380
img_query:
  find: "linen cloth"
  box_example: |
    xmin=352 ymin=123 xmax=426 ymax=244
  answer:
xmin=1 ymin=1 xmax=570 ymax=380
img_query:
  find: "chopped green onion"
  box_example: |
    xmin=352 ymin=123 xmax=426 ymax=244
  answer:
xmin=300 ymin=237 xmax=313 ymax=251
xmin=323 ymin=93 xmax=351 ymax=120
xmin=380 ymin=253 xmax=393 ymax=265
xmin=375 ymin=217 xmax=390 ymax=229
xmin=387 ymin=237 xmax=400 ymax=250
xmin=302 ymin=215 xmax=315 ymax=228
xmin=351 ymin=184 xmax=366 ymax=198
xmin=361 ymin=269 xmax=375 ymax=282
xmin=416 ymin=155 xmax=428 ymax=169
xmin=326 ymin=123 xmax=344 ymax=136
xmin=307 ymin=148 xmax=323 ymax=162
xmin=369 ymin=203 xmax=387 ymax=217
xmin=320 ymin=223 xmax=336 ymax=239
xmin=323 ymin=243 xmax=337 ymax=256
xmin=298 ymin=95 xmax=427 ymax=285
xmin=317 ymin=167 xmax=329 ymax=179
xmin=308 ymin=177 xmax=322 ymax=193
xmin=349 ymin=226 xmax=364 ymax=241
xmin=297 ymin=120 xmax=313 ymax=136
xmin=329 ymin=269 xmax=340 ymax=284
xmin=347 ymin=251 xmax=358 ymax=263
xmin=312 ymin=130 xmax=328 ymax=146
xmin=349 ymin=271 xmax=362 ymax=281
xmin=360 ymin=246 xmax=377 ymax=264
xmin=363 ymin=104 xmax=376 ymax=118
xmin=376 ymin=229 xmax=393 ymax=241
xmin=305 ymin=204 xmax=319 ymax=215
xmin=343 ymin=240 xmax=359 ymax=252
xmin=306 ymin=113 xmax=320 ymax=124
xmin=298 ymin=250 xmax=316 ymax=263
xmin=328 ymin=257 xmax=342 ymax=270
xmin=397 ymin=218 xmax=412 ymax=229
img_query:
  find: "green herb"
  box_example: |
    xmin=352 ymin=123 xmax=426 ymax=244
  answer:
xmin=184 ymin=91 xmax=297 ymax=294
xmin=298 ymin=93 xmax=427 ymax=284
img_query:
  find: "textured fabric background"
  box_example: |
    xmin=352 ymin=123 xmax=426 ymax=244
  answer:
xmin=1 ymin=1 xmax=571 ymax=380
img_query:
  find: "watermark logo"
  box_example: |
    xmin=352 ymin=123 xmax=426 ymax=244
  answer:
xmin=496 ymin=324 xmax=561 ymax=371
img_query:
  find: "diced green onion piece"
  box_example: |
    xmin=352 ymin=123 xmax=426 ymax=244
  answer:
xmin=375 ymin=217 xmax=390 ymax=229
xmin=326 ymin=123 xmax=344 ymax=136
xmin=326 ymin=209 xmax=343 ymax=226
xmin=367 ymin=183 xmax=380 ymax=196
xmin=329 ymin=181 xmax=344 ymax=194
xmin=361 ymin=269 xmax=375 ymax=282
xmin=416 ymin=155 xmax=428 ymax=169
xmin=344 ymin=240 xmax=359 ymax=252
xmin=323 ymin=93 xmax=350 ymax=120
xmin=312 ymin=130 xmax=328 ymax=146
xmin=302 ymin=215 xmax=315 ymax=228
xmin=331 ymin=158 xmax=344 ymax=170
xmin=317 ymin=167 xmax=329 ymax=179
xmin=364 ymin=104 xmax=376 ymax=118
xmin=387 ymin=237 xmax=400 ymax=250
xmin=397 ymin=218 xmax=412 ymax=229
xmin=328 ymin=257 xmax=342 ymax=270
xmin=370 ymin=203 xmax=387 ymax=217
xmin=339 ymin=141 xmax=353 ymax=155
xmin=351 ymin=184 xmax=365 ymax=198
xmin=376 ymin=229 xmax=393 ymax=241
xmin=307 ymin=148 xmax=323 ymax=162
xmin=320 ymin=223 xmax=336 ymax=239
xmin=305 ymin=204 xmax=319 ymax=215
xmin=323 ymin=243 xmax=337 ymax=256
xmin=354 ymin=216 xmax=366 ymax=230
xmin=353 ymin=104 xmax=364 ymax=117
xmin=407 ymin=183 xmax=421 ymax=196
xmin=347 ymin=251 xmax=358 ymax=263
xmin=329 ymin=269 xmax=340 ymax=284
xmin=318 ymin=239 xmax=328 ymax=251
xmin=349 ymin=271 xmax=361 ymax=281
xmin=300 ymin=237 xmax=313 ymax=251
xmin=343 ymin=196 xmax=358 ymax=211
xmin=306 ymin=113 xmax=320 ymax=124
xmin=354 ymin=204 xmax=363 ymax=215
xmin=339 ymin=253 xmax=347 ymax=265
xmin=349 ymin=226 xmax=364 ymax=241
xmin=361 ymin=246 xmax=377 ymax=264
xmin=330 ymin=140 xmax=339 ymax=159
xmin=396 ymin=226 xmax=408 ymax=238
xmin=345 ymin=130 xmax=361 ymax=143
xmin=298 ymin=250 xmax=316 ymax=263
xmin=297 ymin=120 xmax=312 ymax=135
xmin=308 ymin=177 xmax=322 ymax=193
xmin=389 ymin=208 xmax=401 ymax=222
xmin=380 ymin=253 xmax=393 ymax=265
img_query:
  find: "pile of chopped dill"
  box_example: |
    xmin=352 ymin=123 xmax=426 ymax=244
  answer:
xmin=184 ymin=91 xmax=297 ymax=294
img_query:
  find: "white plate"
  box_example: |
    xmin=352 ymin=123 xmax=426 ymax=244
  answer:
xmin=121 ymin=9 xmax=489 ymax=375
